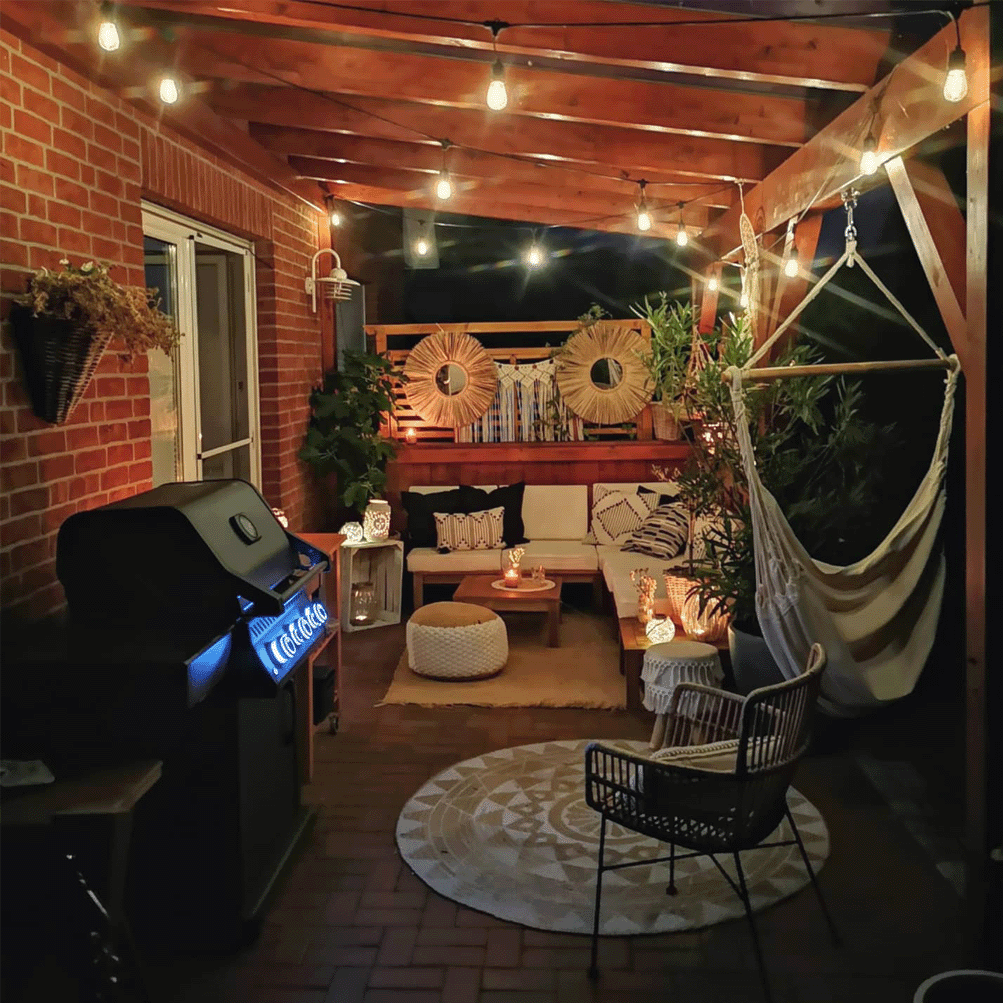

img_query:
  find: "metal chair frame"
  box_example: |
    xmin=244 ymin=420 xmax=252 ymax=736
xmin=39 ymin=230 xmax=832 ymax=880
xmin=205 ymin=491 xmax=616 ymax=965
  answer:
xmin=585 ymin=644 xmax=839 ymax=1001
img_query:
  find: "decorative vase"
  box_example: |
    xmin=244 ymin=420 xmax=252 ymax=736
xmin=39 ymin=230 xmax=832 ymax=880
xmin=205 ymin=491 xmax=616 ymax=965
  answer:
xmin=650 ymin=401 xmax=680 ymax=441
xmin=362 ymin=499 xmax=391 ymax=541
xmin=727 ymin=624 xmax=784 ymax=694
xmin=350 ymin=581 xmax=377 ymax=625
xmin=339 ymin=521 xmax=364 ymax=545
xmin=645 ymin=617 xmax=676 ymax=644
xmin=680 ymin=591 xmax=729 ymax=644
xmin=9 ymin=304 xmax=113 ymax=425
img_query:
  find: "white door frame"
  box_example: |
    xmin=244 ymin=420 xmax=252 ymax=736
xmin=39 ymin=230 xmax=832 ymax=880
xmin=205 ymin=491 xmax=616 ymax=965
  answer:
xmin=141 ymin=202 xmax=260 ymax=487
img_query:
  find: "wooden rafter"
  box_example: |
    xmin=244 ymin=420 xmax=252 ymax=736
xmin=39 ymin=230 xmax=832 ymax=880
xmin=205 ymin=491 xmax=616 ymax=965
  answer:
xmin=120 ymin=0 xmax=889 ymax=92
xmin=208 ymin=85 xmax=781 ymax=184
xmin=702 ymin=5 xmax=990 ymax=258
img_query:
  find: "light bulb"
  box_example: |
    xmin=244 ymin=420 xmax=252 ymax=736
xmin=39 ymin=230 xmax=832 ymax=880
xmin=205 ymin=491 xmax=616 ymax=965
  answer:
xmin=859 ymin=136 xmax=878 ymax=176
xmin=415 ymin=237 xmax=429 ymax=256
xmin=637 ymin=209 xmax=651 ymax=232
xmin=159 ymin=76 xmax=180 ymax=104
xmin=526 ymin=244 xmax=543 ymax=267
xmin=486 ymin=60 xmax=508 ymax=111
xmin=330 ymin=210 xmax=342 ymax=227
xmin=708 ymin=275 xmax=719 ymax=292
xmin=435 ymin=172 xmax=452 ymax=200
xmin=740 ymin=291 xmax=750 ymax=308
xmin=784 ymin=248 xmax=799 ymax=279
xmin=943 ymin=46 xmax=968 ymax=103
xmin=676 ymin=227 xmax=688 ymax=247
xmin=98 ymin=20 xmax=120 ymax=51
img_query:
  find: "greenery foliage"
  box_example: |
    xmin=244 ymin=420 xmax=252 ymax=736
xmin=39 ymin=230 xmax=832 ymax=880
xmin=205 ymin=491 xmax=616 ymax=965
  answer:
xmin=299 ymin=351 xmax=399 ymax=514
xmin=676 ymin=315 xmax=896 ymax=632
xmin=15 ymin=259 xmax=179 ymax=358
xmin=633 ymin=293 xmax=693 ymax=419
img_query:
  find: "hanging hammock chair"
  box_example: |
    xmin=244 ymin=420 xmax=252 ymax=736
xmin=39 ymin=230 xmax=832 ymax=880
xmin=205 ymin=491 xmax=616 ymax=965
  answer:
xmin=726 ymin=195 xmax=960 ymax=717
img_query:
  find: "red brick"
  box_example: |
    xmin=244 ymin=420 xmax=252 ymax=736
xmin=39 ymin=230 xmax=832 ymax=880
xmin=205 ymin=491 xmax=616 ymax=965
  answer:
xmin=1 ymin=462 xmax=39 ymax=491
xmin=4 ymin=132 xmax=46 ymax=168
xmin=54 ymin=177 xmax=88 ymax=206
xmin=57 ymin=228 xmax=91 ymax=255
xmin=26 ymin=193 xmax=46 ymax=219
xmin=14 ymin=109 xmax=52 ymax=145
xmin=86 ymin=142 xmax=118 ymax=173
xmin=92 ymin=122 xmax=122 ymax=154
xmin=10 ymin=537 xmax=53 ymax=573
xmin=0 ymin=238 xmax=28 ymax=268
xmin=0 ymin=73 xmax=21 ymax=107
xmin=68 ymin=474 xmax=101 ymax=499
xmin=10 ymin=486 xmax=49 ymax=517
xmin=11 ymin=54 xmax=49 ymax=94
xmin=21 ymin=85 xmax=59 ymax=123
xmin=98 ymin=421 xmax=128 ymax=443
xmin=100 ymin=465 xmax=130 ymax=490
xmin=46 ymin=149 xmax=81 ymax=181
xmin=128 ymin=418 xmax=151 ymax=438
xmin=38 ymin=454 xmax=75 ymax=482
xmin=66 ymin=426 xmax=99 ymax=450
xmin=128 ymin=460 xmax=152 ymax=482
xmin=2 ymin=514 xmax=42 ymax=546
xmin=60 ymin=106 xmax=93 ymax=140
xmin=89 ymin=190 xmax=119 ymax=218
xmin=16 ymin=164 xmax=54 ymax=196
xmin=27 ymin=430 xmax=66 ymax=455
xmin=106 ymin=443 xmax=133 ymax=465
xmin=51 ymin=76 xmax=86 ymax=111
xmin=1 ymin=183 xmax=27 ymax=214
xmin=0 ymin=435 xmax=27 ymax=462
xmin=105 ymin=399 xmax=133 ymax=420
xmin=95 ymin=376 xmax=125 ymax=397
xmin=80 ymin=210 xmax=116 ymax=240
xmin=20 ymin=217 xmax=58 ymax=246
xmin=91 ymin=237 xmax=122 ymax=262
xmin=47 ymin=201 xmax=81 ymax=228
xmin=74 ymin=448 xmax=107 ymax=473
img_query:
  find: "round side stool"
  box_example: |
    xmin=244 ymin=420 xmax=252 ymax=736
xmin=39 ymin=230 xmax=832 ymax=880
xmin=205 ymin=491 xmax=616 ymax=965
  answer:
xmin=642 ymin=641 xmax=724 ymax=749
xmin=406 ymin=602 xmax=509 ymax=680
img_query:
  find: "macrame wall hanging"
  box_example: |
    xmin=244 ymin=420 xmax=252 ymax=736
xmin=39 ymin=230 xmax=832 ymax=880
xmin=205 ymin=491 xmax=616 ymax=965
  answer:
xmin=738 ymin=183 xmax=762 ymax=343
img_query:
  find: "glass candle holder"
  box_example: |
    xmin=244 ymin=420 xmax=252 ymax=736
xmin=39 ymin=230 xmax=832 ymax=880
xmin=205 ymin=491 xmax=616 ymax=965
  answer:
xmin=645 ymin=617 xmax=676 ymax=644
xmin=350 ymin=581 xmax=377 ymax=625
xmin=502 ymin=567 xmax=521 ymax=589
xmin=363 ymin=499 xmax=391 ymax=541
xmin=680 ymin=592 xmax=730 ymax=643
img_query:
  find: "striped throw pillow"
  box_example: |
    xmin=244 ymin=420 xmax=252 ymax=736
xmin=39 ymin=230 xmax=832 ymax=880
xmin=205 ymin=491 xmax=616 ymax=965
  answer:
xmin=591 ymin=485 xmax=658 ymax=545
xmin=621 ymin=503 xmax=690 ymax=560
xmin=434 ymin=506 xmax=505 ymax=552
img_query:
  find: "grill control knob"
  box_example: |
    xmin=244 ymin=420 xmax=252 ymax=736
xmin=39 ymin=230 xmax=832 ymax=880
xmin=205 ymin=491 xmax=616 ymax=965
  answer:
xmin=279 ymin=634 xmax=297 ymax=659
xmin=305 ymin=606 xmax=320 ymax=629
xmin=313 ymin=602 xmax=328 ymax=625
xmin=289 ymin=621 xmax=303 ymax=646
xmin=298 ymin=616 xmax=313 ymax=640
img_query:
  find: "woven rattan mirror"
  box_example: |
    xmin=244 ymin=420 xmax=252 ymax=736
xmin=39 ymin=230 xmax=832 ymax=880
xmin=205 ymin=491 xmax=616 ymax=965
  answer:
xmin=403 ymin=330 xmax=498 ymax=428
xmin=556 ymin=321 xmax=653 ymax=425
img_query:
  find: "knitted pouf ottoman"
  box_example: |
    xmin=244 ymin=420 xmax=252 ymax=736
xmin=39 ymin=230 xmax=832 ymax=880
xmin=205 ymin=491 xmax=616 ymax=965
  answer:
xmin=406 ymin=602 xmax=509 ymax=680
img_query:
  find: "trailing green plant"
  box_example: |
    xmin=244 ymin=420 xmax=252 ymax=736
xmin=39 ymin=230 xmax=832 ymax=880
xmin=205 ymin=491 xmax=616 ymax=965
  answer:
xmin=632 ymin=293 xmax=693 ymax=421
xmin=299 ymin=350 xmax=399 ymax=515
xmin=14 ymin=258 xmax=179 ymax=358
xmin=677 ymin=316 xmax=896 ymax=632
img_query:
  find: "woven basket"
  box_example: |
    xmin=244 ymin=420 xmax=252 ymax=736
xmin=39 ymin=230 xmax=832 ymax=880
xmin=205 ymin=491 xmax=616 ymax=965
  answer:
xmin=663 ymin=573 xmax=698 ymax=624
xmin=650 ymin=402 xmax=680 ymax=441
xmin=10 ymin=305 xmax=112 ymax=425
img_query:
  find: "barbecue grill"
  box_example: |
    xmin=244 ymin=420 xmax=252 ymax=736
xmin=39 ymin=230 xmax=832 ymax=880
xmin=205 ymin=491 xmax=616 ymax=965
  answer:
xmin=2 ymin=480 xmax=332 ymax=946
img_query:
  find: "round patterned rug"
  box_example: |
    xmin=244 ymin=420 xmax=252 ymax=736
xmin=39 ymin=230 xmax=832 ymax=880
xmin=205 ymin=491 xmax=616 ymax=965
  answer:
xmin=396 ymin=739 xmax=829 ymax=935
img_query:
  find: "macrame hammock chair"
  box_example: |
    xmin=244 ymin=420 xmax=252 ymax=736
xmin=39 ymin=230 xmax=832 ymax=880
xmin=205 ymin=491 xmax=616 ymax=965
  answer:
xmin=726 ymin=194 xmax=960 ymax=717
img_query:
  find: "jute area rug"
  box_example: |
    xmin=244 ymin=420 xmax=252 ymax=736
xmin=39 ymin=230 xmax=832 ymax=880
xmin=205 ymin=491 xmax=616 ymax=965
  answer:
xmin=396 ymin=739 xmax=829 ymax=936
xmin=378 ymin=610 xmax=624 ymax=709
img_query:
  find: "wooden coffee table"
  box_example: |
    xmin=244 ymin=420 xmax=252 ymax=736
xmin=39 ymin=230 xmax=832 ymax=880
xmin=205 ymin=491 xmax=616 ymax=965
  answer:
xmin=453 ymin=574 xmax=563 ymax=647
xmin=619 ymin=599 xmax=730 ymax=711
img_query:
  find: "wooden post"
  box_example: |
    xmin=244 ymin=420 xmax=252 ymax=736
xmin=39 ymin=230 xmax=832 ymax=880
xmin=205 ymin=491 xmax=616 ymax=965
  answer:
xmin=760 ymin=213 xmax=822 ymax=361
xmin=698 ymin=263 xmax=721 ymax=334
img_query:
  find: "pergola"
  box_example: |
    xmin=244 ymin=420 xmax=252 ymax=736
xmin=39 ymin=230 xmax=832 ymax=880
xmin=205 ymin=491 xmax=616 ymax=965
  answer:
xmin=4 ymin=0 xmax=993 ymax=916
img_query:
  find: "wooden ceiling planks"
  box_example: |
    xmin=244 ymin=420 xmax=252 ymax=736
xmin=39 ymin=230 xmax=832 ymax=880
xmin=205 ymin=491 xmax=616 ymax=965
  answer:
xmin=118 ymin=0 xmax=890 ymax=92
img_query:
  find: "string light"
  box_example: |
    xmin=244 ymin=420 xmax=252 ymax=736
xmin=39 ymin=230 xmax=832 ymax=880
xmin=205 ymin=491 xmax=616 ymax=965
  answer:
xmin=158 ymin=76 xmax=180 ymax=104
xmin=943 ymin=18 xmax=968 ymax=103
xmin=435 ymin=140 xmax=453 ymax=200
xmin=330 ymin=208 xmax=342 ymax=227
xmin=708 ymin=274 xmax=719 ymax=292
xmin=859 ymin=133 xmax=879 ymax=176
xmin=97 ymin=17 xmax=121 ymax=52
xmin=525 ymin=243 xmax=544 ymax=267
xmin=415 ymin=237 xmax=429 ymax=256
xmin=675 ymin=204 xmax=688 ymax=247
xmin=636 ymin=180 xmax=651 ymax=232
xmin=487 ymin=60 xmax=508 ymax=111
xmin=784 ymin=246 xmax=799 ymax=279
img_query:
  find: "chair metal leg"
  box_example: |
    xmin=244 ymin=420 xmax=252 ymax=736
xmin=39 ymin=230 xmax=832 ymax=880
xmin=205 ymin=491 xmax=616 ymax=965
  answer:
xmin=733 ymin=851 xmax=771 ymax=1003
xmin=589 ymin=814 xmax=607 ymax=980
xmin=785 ymin=804 xmax=841 ymax=946
xmin=666 ymin=840 xmax=678 ymax=895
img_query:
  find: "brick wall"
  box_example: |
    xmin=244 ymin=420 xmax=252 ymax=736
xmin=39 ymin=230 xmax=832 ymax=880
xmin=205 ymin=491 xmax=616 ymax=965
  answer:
xmin=0 ymin=29 xmax=328 ymax=622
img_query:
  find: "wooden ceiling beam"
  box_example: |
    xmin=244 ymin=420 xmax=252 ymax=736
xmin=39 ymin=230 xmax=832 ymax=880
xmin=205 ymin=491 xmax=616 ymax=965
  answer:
xmin=293 ymin=158 xmax=712 ymax=230
xmin=208 ymin=85 xmax=780 ymax=184
xmin=252 ymin=127 xmax=736 ymax=210
xmin=702 ymin=5 xmax=990 ymax=258
xmin=160 ymin=29 xmax=807 ymax=148
xmin=121 ymin=0 xmax=889 ymax=92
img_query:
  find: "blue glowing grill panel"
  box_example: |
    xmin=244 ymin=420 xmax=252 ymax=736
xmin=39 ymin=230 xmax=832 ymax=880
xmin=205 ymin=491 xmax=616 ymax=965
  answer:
xmin=247 ymin=589 xmax=328 ymax=683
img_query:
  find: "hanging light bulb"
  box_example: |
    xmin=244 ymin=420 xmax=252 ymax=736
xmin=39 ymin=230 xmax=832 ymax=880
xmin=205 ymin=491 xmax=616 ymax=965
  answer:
xmin=97 ymin=18 xmax=121 ymax=51
xmin=859 ymin=134 xmax=878 ymax=176
xmin=487 ymin=59 xmax=508 ymax=111
xmin=708 ymin=274 xmax=719 ymax=292
xmin=943 ymin=45 xmax=968 ymax=103
xmin=784 ymin=245 xmax=799 ymax=279
xmin=526 ymin=243 xmax=544 ymax=267
xmin=675 ymin=224 xmax=688 ymax=247
xmin=330 ymin=208 xmax=342 ymax=227
xmin=415 ymin=237 xmax=429 ymax=257
xmin=636 ymin=180 xmax=651 ymax=232
xmin=435 ymin=171 xmax=453 ymax=201
xmin=158 ymin=76 xmax=180 ymax=104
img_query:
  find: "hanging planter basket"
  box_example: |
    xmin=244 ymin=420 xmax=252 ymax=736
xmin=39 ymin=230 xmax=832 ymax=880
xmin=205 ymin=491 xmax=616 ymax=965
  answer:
xmin=650 ymin=401 xmax=681 ymax=441
xmin=9 ymin=304 xmax=113 ymax=425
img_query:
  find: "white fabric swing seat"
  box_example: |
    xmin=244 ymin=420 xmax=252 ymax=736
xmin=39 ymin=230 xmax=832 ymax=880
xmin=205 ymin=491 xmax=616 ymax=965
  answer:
xmin=727 ymin=231 xmax=960 ymax=716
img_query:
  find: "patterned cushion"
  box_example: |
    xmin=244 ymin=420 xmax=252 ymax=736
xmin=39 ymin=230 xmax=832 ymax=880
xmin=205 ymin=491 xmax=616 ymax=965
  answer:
xmin=649 ymin=739 xmax=741 ymax=774
xmin=434 ymin=506 xmax=505 ymax=552
xmin=591 ymin=485 xmax=657 ymax=545
xmin=621 ymin=503 xmax=689 ymax=560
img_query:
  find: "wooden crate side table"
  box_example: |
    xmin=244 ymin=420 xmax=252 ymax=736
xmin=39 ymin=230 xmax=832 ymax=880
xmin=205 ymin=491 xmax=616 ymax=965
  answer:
xmin=340 ymin=538 xmax=404 ymax=633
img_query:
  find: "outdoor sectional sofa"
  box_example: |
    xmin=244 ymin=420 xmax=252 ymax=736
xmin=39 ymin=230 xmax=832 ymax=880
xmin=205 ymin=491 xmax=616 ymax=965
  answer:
xmin=406 ymin=482 xmax=702 ymax=618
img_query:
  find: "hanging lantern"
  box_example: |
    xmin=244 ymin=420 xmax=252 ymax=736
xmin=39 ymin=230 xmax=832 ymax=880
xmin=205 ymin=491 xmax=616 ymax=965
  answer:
xmin=680 ymin=591 xmax=730 ymax=643
xmin=362 ymin=499 xmax=391 ymax=541
xmin=271 ymin=507 xmax=289 ymax=528
xmin=350 ymin=581 xmax=377 ymax=625
xmin=339 ymin=521 xmax=364 ymax=545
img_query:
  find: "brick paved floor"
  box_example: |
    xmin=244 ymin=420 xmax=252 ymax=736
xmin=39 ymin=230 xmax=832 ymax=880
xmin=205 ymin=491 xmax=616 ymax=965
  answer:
xmin=151 ymin=596 xmax=972 ymax=1003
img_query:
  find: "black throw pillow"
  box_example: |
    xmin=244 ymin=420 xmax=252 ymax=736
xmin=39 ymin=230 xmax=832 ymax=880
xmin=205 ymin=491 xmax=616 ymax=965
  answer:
xmin=637 ymin=483 xmax=682 ymax=509
xmin=401 ymin=488 xmax=465 ymax=548
xmin=459 ymin=482 xmax=529 ymax=546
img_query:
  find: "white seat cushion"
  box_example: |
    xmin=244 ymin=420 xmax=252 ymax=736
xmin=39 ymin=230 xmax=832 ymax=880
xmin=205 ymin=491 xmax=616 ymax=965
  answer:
xmin=522 ymin=485 xmax=587 ymax=541
xmin=521 ymin=539 xmax=599 ymax=572
xmin=407 ymin=548 xmax=505 ymax=574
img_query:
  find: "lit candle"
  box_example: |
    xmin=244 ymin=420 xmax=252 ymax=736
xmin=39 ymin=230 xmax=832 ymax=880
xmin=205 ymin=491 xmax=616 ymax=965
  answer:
xmin=503 ymin=567 xmax=521 ymax=589
xmin=404 ymin=427 xmax=417 ymax=444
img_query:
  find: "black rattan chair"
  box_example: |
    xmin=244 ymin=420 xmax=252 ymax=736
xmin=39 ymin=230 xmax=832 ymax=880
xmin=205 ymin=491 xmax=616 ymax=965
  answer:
xmin=584 ymin=643 xmax=838 ymax=1001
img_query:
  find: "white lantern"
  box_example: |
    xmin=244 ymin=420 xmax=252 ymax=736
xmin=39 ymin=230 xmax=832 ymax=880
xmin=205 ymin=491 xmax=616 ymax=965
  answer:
xmin=645 ymin=617 xmax=676 ymax=644
xmin=271 ymin=507 xmax=289 ymax=528
xmin=362 ymin=499 xmax=391 ymax=542
xmin=339 ymin=521 xmax=364 ymax=545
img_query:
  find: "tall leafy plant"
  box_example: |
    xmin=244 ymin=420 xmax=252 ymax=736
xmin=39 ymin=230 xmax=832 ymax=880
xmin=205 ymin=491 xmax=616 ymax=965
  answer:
xmin=633 ymin=294 xmax=693 ymax=422
xmin=678 ymin=317 xmax=896 ymax=632
xmin=300 ymin=350 xmax=399 ymax=515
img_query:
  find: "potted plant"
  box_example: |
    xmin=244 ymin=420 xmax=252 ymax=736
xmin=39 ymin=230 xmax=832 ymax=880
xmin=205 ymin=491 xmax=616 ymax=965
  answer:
xmin=10 ymin=258 xmax=178 ymax=424
xmin=676 ymin=315 xmax=896 ymax=691
xmin=299 ymin=350 xmax=399 ymax=523
xmin=633 ymin=294 xmax=693 ymax=440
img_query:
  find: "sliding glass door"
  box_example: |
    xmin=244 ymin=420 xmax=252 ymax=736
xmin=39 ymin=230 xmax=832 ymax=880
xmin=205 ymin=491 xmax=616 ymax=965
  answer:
xmin=142 ymin=204 xmax=260 ymax=488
